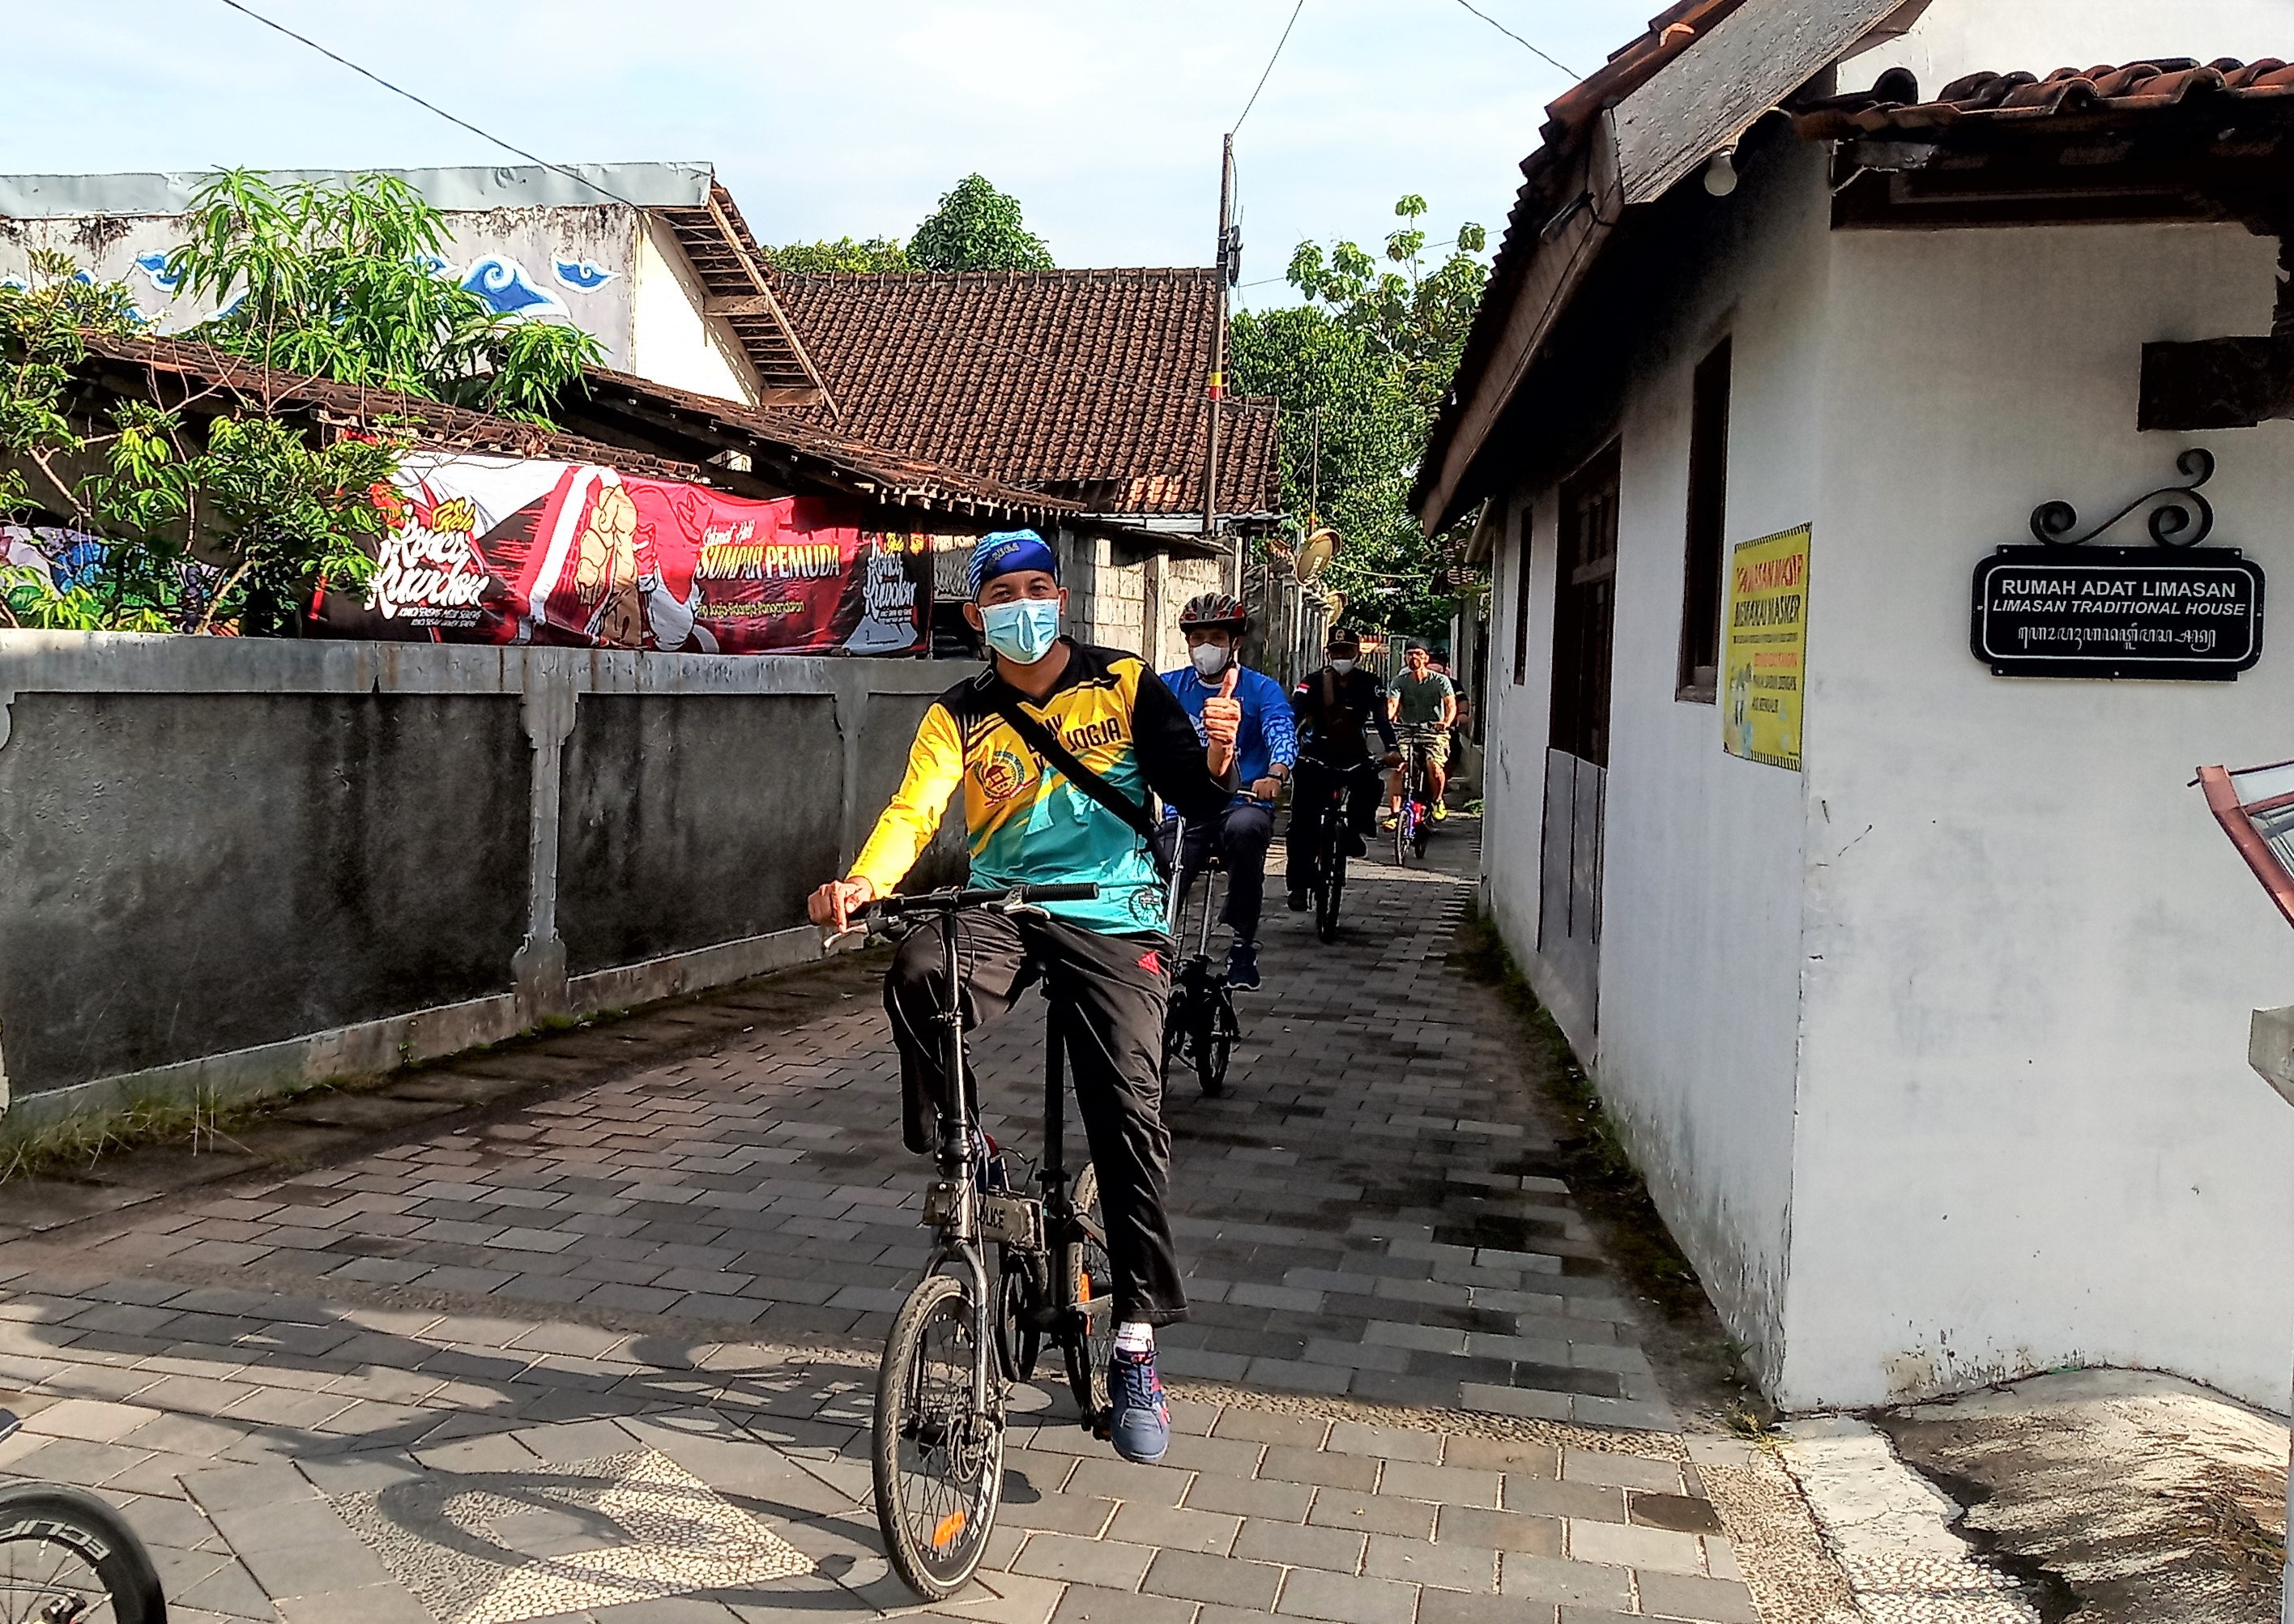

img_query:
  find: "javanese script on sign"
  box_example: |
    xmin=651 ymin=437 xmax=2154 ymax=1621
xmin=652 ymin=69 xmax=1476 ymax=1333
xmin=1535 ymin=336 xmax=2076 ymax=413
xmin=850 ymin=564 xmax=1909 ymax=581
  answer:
xmin=1970 ymin=547 xmax=2263 ymax=680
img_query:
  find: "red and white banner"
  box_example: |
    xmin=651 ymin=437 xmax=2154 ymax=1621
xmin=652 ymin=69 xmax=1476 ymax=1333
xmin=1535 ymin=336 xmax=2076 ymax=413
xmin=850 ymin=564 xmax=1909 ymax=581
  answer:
xmin=319 ymin=451 xmax=929 ymax=655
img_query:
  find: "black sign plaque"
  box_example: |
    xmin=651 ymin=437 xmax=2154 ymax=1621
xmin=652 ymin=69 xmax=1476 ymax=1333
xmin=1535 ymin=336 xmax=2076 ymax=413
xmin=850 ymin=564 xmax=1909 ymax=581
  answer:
xmin=1970 ymin=546 xmax=2264 ymax=680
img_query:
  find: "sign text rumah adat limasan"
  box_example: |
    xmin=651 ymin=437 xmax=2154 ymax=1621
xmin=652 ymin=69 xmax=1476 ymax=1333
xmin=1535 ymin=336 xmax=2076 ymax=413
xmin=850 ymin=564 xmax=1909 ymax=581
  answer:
xmin=1970 ymin=546 xmax=2264 ymax=680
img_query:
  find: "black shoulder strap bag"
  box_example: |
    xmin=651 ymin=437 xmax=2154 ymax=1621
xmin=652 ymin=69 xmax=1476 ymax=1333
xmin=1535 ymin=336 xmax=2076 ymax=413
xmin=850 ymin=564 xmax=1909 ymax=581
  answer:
xmin=986 ymin=693 xmax=1174 ymax=881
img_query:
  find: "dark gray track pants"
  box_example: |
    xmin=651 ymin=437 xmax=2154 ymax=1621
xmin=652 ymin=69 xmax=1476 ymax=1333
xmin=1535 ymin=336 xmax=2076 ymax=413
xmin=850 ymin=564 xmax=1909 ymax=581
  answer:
xmin=885 ymin=909 xmax=1188 ymax=1327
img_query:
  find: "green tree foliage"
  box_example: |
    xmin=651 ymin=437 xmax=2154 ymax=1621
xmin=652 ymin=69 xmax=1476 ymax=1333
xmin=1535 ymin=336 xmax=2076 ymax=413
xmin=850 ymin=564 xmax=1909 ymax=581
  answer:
xmin=2 ymin=169 xmax=616 ymax=633
xmin=908 ymin=174 xmax=1055 ymax=272
xmin=1 ymin=250 xmax=403 ymax=634
xmin=769 ymin=237 xmax=915 ymax=275
xmin=1234 ymin=196 xmax=1489 ymax=637
xmin=166 ymin=169 xmax=600 ymax=424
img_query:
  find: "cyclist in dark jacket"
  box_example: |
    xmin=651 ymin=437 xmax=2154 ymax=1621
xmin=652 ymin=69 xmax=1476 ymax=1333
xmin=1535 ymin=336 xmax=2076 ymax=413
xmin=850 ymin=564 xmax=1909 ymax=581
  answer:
xmin=1286 ymin=628 xmax=1398 ymax=908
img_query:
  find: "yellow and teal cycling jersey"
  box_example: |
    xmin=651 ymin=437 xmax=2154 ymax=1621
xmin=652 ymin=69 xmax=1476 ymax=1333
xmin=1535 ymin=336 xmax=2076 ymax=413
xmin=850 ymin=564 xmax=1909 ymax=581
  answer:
xmin=851 ymin=641 xmax=1235 ymax=936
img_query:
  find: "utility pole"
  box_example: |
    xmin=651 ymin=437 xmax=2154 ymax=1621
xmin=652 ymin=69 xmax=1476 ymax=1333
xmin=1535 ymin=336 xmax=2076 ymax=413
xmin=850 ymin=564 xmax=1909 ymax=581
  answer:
xmin=1309 ymin=403 xmax=1320 ymax=527
xmin=1207 ymin=133 xmax=1238 ymax=595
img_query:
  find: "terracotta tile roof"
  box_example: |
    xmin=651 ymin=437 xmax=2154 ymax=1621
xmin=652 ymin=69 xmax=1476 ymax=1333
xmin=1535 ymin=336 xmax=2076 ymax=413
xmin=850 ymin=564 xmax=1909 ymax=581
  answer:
xmin=1796 ymin=58 xmax=2294 ymax=139
xmin=568 ymin=365 xmax=1086 ymax=522
xmin=77 ymin=332 xmax=709 ymax=481
xmin=76 ymin=332 xmax=1082 ymax=524
xmin=773 ymin=268 xmax=1282 ymax=522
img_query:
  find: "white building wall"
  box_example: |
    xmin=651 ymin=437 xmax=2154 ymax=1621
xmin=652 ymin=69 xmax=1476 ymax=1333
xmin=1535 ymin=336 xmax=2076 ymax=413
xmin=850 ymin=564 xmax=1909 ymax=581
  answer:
xmin=1480 ymin=140 xmax=1837 ymax=1377
xmin=628 ymin=216 xmax=761 ymax=407
xmin=1780 ymin=220 xmax=2294 ymax=1411
xmin=1480 ymin=497 xmax=1547 ymax=953
xmin=1865 ymin=0 xmax=2294 ymax=92
xmin=0 ymin=207 xmax=642 ymax=370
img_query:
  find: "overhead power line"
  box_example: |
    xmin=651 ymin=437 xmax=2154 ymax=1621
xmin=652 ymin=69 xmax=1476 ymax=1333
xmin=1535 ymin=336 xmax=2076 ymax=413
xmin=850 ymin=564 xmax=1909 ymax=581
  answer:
xmin=1234 ymin=0 xmax=1309 ymax=133
xmin=211 ymin=0 xmax=639 ymax=209
xmin=1445 ymin=0 xmax=1577 ymax=78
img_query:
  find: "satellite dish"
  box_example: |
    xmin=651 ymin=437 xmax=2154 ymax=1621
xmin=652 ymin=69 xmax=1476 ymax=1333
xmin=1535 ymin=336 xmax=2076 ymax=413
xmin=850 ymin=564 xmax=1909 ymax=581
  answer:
xmin=1294 ymin=526 xmax=1337 ymax=583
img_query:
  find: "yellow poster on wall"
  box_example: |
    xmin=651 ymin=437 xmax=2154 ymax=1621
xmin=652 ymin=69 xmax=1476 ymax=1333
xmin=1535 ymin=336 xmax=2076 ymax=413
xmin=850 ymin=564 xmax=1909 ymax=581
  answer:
xmin=1722 ymin=524 xmax=1810 ymax=771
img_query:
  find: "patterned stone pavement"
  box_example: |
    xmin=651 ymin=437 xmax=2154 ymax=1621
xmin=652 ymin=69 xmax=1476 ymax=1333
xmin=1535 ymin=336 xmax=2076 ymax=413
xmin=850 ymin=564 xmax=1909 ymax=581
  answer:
xmin=0 ymin=825 xmax=1779 ymax=1623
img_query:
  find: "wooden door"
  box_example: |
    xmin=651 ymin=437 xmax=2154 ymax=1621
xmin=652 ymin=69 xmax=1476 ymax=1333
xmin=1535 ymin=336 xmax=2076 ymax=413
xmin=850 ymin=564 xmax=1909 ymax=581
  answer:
xmin=1539 ymin=443 xmax=1618 ymax=1040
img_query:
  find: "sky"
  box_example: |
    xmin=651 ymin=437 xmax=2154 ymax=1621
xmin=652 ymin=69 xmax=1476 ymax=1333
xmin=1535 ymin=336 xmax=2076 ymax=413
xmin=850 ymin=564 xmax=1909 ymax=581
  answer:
xmin=1 ymin=0 xmax=1659 ymax=310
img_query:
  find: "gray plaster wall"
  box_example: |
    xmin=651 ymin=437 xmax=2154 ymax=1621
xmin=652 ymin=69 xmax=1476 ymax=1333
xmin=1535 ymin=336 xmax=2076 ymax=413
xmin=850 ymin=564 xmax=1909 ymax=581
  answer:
xmin=0 ymin=634 xmax=958 ymax=1123
xmin=559 ymin=693 xmax=842 ymax=976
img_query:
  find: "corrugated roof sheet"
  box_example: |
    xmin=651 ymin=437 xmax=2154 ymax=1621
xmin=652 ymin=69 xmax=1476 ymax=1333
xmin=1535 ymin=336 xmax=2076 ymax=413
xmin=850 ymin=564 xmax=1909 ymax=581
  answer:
xmin=773 ymin=268 xmax=1281 ymax=521
xmin=1796 ymin=57 xmax=2294 ymax=139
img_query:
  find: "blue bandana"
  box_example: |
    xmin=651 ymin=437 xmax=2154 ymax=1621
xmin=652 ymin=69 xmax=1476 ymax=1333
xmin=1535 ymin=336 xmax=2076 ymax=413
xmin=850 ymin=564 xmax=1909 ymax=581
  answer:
xmin=967 ymin=530 xmax=1060 ymax=598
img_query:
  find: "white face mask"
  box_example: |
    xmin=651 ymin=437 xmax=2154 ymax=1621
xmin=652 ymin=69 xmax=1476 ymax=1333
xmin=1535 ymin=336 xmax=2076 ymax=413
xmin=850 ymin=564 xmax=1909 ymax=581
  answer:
xmin=1330 ymin=658 xmax=1356 ymax=675
xmin=1190 ymin=643 xmax=1230 ymax=680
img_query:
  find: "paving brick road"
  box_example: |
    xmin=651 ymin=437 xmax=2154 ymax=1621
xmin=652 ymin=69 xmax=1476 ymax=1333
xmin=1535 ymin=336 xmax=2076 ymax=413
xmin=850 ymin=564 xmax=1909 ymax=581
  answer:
xmin=0 ymin=826 xmax=1775 ymax=1624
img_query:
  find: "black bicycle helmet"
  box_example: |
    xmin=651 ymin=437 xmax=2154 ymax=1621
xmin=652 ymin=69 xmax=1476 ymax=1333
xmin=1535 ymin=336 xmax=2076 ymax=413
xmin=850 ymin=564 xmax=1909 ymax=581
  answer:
xmin=1179 ymin=591 xmax=1250 ymax=632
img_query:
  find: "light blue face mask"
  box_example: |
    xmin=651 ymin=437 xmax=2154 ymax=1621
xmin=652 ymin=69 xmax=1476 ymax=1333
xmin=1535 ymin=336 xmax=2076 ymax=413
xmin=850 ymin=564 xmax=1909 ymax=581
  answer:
xmin=979 ymin=598 xmax=1060 ymax=664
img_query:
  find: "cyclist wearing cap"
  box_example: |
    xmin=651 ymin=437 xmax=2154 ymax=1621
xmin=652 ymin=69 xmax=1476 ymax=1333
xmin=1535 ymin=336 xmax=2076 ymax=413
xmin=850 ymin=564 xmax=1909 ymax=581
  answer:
xmin=1386 ymin=641 xmax=1457 ymax=825
xmin=1286 ymin=629 xmax=1398 ymax=907
xmin=1159 ymin=592 xmax=1296 ymax=992
xmin=807 ymin=529 xmax=1238 ymax=1468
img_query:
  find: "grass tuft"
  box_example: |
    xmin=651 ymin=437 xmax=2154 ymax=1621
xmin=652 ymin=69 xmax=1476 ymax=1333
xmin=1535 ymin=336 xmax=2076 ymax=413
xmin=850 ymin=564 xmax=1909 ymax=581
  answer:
xmin=0 ymin=1083 xmax=285 ymax=1184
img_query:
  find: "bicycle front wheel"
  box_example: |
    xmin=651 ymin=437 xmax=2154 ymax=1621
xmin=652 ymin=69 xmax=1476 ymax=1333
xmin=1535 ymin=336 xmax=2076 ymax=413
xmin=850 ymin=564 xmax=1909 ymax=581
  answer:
xmin=0 ymin=1482 xmax=168 ymax=1624
xmin=1061 ymin=1164 xmax=1116 ymax=1428
xmin=1196 ymin=995 xmax=1235 ymax=1096
xmin=1311 ymin=844 xmax=1339 ymax=944
xmin=874 ymin=1273 xmax=1004 ymax=1599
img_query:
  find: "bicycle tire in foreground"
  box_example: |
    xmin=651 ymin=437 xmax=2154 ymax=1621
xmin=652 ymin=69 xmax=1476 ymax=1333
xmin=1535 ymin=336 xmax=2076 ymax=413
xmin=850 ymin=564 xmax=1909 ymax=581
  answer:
xmin=872 ymin=1273 xmax=1004 ymax=1598
xmin=0 ymin=1481 xmax=168 ymax=1624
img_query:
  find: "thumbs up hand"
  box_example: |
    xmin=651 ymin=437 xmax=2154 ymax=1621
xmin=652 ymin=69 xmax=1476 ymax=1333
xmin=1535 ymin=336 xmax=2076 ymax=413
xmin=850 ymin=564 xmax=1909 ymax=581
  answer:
xmin=1201 ymin=666 xmax=1243 ymax=777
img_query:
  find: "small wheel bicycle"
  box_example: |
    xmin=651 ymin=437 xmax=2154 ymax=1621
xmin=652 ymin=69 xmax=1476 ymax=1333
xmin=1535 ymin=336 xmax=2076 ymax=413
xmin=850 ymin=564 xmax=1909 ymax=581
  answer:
xmin=1160 ymin=838 xmax=1239 ymax=1095
xmin=0 ymin=1409 xmax=169 ymax=1622
xmin=1394 ymin=734 xmax=1436 ymax=865
xmin=860 ymin=884 xmax=1116 ymax=1601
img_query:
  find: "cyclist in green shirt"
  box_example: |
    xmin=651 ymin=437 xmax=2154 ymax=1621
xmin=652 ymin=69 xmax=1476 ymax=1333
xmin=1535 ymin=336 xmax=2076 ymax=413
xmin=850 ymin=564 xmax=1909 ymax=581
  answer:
xmin=1384 ymin=642 xmax=1457 ymax=825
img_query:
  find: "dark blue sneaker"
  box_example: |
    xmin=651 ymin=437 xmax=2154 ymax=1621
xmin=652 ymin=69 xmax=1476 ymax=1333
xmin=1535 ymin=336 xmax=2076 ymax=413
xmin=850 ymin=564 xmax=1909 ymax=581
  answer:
xmin=1106 ymin=1347 xmax=1170 ymax=1464
xmin=1226 ymin=940 xmax=1261 ymax=991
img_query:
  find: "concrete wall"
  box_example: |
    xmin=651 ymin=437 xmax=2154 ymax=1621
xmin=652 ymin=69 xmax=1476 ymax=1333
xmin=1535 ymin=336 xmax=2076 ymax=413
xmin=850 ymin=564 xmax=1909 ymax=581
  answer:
xmin=1478 ymin=139 xmax=1833 ymax=1385
xmin=0 ymin=634 xmax=950 ymax=1126
xmin=1782 ymin=219 xmax=2294 ymax=1412
xmin=1051 ymin=531 xmax=1227 ymax=680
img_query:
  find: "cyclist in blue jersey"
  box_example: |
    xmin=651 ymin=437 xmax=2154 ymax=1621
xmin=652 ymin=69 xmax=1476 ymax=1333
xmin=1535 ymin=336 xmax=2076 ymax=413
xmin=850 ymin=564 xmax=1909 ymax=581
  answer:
xmin=1161 ymin=592 xmax=1296 ymax=991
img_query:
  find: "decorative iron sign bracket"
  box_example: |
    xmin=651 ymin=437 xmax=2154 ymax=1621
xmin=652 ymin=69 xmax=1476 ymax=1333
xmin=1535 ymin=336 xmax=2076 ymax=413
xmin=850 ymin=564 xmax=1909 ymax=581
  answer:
xmin=1976 ymin=450 xmax=2262 ymax=680
xmin=2029 ymin=447 xmax=2215 ymax=548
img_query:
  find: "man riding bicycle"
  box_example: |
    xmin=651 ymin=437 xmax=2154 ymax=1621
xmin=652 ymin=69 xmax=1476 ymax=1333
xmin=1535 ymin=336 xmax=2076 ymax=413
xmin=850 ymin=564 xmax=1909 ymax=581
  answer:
xmin=1385 ymin=641 xmax=1457 ymax=826
xmin=1286 ymin=628 xmax=1398 ymax=910
xmin=807 ymin=530 xmax=1239 ymax=1467
xmin=1161 ymin=592 xmax=1295 ymax=991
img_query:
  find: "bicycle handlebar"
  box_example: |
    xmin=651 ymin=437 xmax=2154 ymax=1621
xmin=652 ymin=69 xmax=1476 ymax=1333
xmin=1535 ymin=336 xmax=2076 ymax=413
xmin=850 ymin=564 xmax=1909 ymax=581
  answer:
xmin=860 ymin=883 xmax=1101 ymax=919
